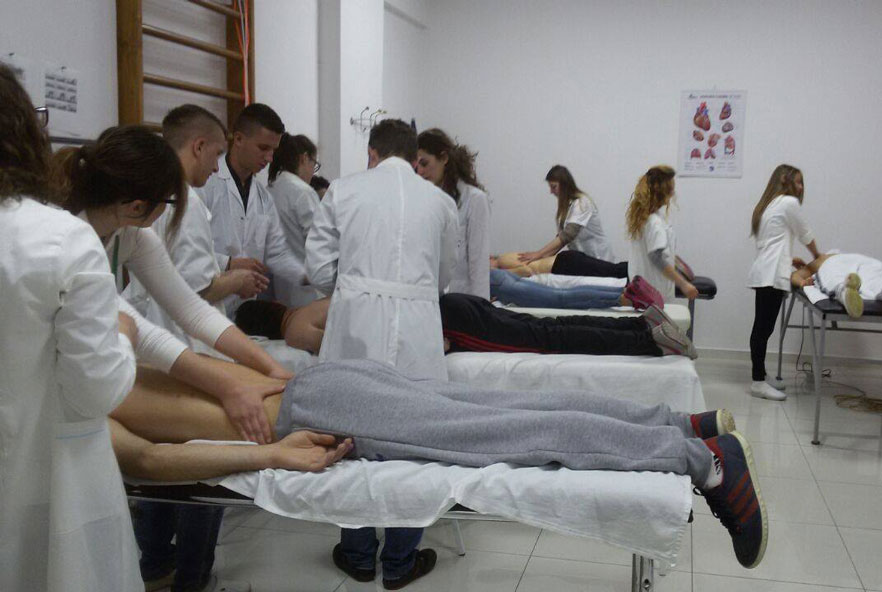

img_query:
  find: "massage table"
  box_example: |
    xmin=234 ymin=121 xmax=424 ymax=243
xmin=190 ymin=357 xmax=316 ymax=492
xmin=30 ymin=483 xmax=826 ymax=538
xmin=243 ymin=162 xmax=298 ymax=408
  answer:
xmin=676 ymin=275 xmax=717 ymax=340
xmin=775 ymin=286 xmax=882 ymax=444
xmin=126 ymin=455 xmax=693 ymax=591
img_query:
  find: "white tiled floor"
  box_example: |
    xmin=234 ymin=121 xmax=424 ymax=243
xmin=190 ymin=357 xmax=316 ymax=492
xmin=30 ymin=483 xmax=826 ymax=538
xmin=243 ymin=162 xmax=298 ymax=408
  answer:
xmin=208 ymin=356 xmax=882 ymax=591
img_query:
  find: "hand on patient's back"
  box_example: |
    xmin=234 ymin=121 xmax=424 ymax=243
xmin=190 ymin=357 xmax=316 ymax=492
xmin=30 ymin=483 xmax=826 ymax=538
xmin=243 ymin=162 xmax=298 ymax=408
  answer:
xmin=118 ymin=312 xmax=138 ymax=347
xmin=223 ymin=381 xmax=284 ymax=444
xmin=517 ymin=251 xmax=538 ymax=263
xmin=271 ymin=431 xmax=352 ymax=472
xmin=231 ymin=269 xmax=270 ymax=299
xmin=230 ymin=256 xmax=269 ymax=275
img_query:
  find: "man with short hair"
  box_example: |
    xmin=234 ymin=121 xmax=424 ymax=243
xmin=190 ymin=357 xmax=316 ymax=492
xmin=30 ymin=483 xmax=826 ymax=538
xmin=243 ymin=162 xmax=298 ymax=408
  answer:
xmin=306 ymin=119 xmax=459 ymax=589
xmin=199 ymin=103 xmax=308 ymax=315
xmin=125 ymin=104 xmax=256 ymax=592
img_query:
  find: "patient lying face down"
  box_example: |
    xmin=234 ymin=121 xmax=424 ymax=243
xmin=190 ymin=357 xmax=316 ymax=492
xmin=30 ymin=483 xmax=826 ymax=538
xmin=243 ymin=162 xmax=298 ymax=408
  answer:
xmin=791 ymin=252 xmax=882 ymax=318
xmin=109 ymin=356 xmax=768 ymax=569
xmin=236 ymin=293 xmax=696 ymax=358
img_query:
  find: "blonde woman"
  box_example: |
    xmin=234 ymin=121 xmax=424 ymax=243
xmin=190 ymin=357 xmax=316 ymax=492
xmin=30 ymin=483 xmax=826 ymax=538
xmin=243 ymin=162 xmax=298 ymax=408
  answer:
xmin=519 ymin=165 xmax=615 ymax=265
xmin=626 ymin=166 xmax=697 ymax=303
xmin=747 ymin=165 xmax=820 ymax=400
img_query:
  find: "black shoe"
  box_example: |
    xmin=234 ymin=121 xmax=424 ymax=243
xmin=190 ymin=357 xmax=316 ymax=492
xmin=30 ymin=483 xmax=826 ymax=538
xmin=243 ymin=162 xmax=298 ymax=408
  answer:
xmin=332 ymin=543 xmax=376 ymax=582
xmin=383 ymin=548 xmax=437 ymax=590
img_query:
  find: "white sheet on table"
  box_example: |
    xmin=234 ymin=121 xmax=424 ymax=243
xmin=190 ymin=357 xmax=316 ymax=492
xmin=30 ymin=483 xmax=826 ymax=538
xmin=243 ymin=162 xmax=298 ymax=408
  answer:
xmin=505 ymin=303 xmax=692 ymax=332
xmin=802 ymin=285 xmax=827 ymax=304
xmin=447 ymin=351 xmax=705 ymax=413
xmin=217 ymin=457 xmax=692 ymax=566
xmin=254 ymin=337 xmax=317 ymax=373
xmin=525 ymin=273 xmax=627 ymax=289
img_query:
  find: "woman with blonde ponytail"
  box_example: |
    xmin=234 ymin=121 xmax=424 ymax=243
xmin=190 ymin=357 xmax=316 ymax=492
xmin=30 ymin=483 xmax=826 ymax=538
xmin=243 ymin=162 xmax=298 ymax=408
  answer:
xmin=626 ymin=166 xmax=697 ymax=303
xmin=417 ymin=128 xmax=492 ymax=299
xmin=746 ymin=164 xmax=820 ymax=400
xmin=518 ymin=165 xmax=616 ymax=266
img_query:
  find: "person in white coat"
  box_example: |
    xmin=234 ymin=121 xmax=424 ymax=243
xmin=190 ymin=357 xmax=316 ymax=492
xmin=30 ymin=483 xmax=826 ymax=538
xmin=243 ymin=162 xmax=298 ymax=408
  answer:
xmin=747 ymin=164 xmax=820 ymax=400
xmin=416 ymin=127 xmax=491 ymax=299
xmin=199 ymin=103 xmax=308 ymax=314
xmin=53 ymin=126 xmax=292 ymax=445
xmin=123 ymin=104 xmax=267 ymax=592
xmin=626 ymin=166 xmax=698 ymax=303
xmin=519 ymin=165 xmax=616 ymax=265
xmin=306 ymin=118 xmax=458 ymax=589
xmin=126 ymin=105 xmax=269 ymax=355
xmin=0 ymin=63 xmax=140 ymax=592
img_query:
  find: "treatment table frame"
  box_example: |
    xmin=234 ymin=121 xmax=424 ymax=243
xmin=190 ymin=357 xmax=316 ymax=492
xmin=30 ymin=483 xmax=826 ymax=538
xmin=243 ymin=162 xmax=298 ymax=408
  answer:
xmin=126 ymin=482 xmax=659 ymax=592
xmin=775 ymin=289 xmax=882 ymax=444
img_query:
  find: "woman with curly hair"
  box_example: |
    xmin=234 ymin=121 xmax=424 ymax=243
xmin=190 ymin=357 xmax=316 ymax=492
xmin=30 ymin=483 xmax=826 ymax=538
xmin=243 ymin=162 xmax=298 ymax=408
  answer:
xmin=626 ymin=166 xmax=697 ymax=302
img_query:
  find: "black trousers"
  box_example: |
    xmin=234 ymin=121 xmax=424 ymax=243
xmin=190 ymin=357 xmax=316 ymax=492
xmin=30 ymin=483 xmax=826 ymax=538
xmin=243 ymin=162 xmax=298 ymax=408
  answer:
xmin=441 ymin=294 xmax=661 ymax=356
xmin=551 ymin=250 xmax=629 ymax=278
xmin=749 ymin=287 xmax=786 ymax=381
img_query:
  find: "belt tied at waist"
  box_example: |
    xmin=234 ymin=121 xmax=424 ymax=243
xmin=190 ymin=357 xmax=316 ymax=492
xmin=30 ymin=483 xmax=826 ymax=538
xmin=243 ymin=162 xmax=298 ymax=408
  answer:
xmin=336 ymin=274 xmax=439 ymax=302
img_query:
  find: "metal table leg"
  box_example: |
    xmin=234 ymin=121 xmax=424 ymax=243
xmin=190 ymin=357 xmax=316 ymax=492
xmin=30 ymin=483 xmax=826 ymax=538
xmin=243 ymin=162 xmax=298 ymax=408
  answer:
xmin=776 ymin=294 xmax=797 ymax=382
xmin=807 ymin=308 xmax=825 ymax=445
xmin=687 ymin=299 xmax=695 ymax=341
xmin=631 ymin=554 xmax=654 ymax=592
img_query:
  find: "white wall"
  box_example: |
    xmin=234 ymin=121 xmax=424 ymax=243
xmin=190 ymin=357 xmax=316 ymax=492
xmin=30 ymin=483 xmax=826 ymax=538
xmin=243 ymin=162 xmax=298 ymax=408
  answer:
xmin=382 ymin=1 xmax=429 ymax=126
xmin=418 ymin=0 xmax=882 ymax=360
xmin=255 ymin=0 xmax=319 ymax=139
xmin=1 ymin=0 xmax=117 ymax=138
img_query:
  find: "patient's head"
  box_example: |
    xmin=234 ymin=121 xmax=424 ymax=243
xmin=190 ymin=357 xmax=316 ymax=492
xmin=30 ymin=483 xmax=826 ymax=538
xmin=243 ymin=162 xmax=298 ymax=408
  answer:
xmin=235 ymin=300 xmax=287 ymax=340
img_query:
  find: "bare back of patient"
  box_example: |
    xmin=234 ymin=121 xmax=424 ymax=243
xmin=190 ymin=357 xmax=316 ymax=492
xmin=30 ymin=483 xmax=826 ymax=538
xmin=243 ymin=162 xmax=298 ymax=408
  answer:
xmin=494 ymin=252 xmax=555 ymax=277
xmin=111 ymin=357 xmax=285 ymax=444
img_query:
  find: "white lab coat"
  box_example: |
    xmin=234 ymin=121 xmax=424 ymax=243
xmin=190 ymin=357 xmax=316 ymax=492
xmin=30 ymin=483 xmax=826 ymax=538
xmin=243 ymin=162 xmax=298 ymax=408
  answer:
xmin=125 ymin=187 xmax=226 ymax=355
xmin=448 ymin=180 xmax=491 ymax=299
xmin=0 ymin=198 xmax=140 ymax=592
xmin=748 ymin=195 xmax=814 ymax=292
xmin=564 ymin=194 xmax=615 ymax=263
xmin=199 ymin=157 xmax=308 ymax=313
xmin=629 ymin=211 xmax=677 ymax=302
xmin=306 ymin=157 xmax=459 ymax=381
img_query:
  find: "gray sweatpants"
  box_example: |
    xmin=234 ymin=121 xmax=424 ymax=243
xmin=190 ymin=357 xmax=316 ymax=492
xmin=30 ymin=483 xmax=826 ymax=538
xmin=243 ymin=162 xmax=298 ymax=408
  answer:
xmin=276 ymin=359 xmax=711 ymax=484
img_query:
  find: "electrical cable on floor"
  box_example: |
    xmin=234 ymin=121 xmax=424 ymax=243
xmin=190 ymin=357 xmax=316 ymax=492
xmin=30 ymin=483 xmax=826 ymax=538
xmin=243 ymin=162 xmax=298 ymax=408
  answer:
xmin=792 ymin=305 xmax=882 ymax=414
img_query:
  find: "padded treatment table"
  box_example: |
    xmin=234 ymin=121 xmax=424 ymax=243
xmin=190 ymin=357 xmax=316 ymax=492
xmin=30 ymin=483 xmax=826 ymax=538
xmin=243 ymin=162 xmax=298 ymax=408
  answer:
xmin=126 ymin=456 xmax=693 ymax=590
xmin=775 ymin=288 xmax=882 ymax=444
xmin=675 ymin=275 xmax=717 ymax=341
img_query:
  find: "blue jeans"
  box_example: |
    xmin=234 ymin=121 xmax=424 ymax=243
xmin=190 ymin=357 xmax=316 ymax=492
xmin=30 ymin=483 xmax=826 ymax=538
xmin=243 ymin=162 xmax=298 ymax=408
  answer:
xmin=340 ymin=527 xmax=424 ymax=580
xmin=490 ymin=268 xmax=622 ymax=309
xmin=134 ymin=501 xmax=224 ymax=592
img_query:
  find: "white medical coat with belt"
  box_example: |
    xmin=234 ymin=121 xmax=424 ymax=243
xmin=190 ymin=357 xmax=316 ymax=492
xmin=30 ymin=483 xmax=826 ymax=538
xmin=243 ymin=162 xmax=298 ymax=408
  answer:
xmin=448 ymin=180 xmax=491 ymax=300
xmin=0 ymin=198 xmax=139 ymax=592
xmin=199 ymin=157 xmax=308 ymax=313
xmin=564 ymin=194 xmax=615 ymax=263
xmin=306 ymin=157 xmax=459 ymax=381
xmin=748 ymin=195 xmax=814 ymax=292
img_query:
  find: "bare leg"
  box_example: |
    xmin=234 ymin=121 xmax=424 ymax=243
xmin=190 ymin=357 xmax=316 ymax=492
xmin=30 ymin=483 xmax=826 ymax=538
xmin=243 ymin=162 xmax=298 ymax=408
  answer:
xmin=284 ymin=298 xmax=329 ymax=353
xmin=110 ymin=360 xmax=283 ymax=444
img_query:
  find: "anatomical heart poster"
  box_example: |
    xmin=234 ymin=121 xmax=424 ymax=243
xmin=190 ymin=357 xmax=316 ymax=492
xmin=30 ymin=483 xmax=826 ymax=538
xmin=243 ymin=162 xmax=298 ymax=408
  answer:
xmin=678 ymin=90 xmax=746 ymax=178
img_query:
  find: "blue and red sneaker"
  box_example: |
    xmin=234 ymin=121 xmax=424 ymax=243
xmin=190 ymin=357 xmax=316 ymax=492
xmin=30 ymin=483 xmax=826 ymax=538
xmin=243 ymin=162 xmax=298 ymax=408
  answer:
xmin=697 ymin=432 xmax=768 ymax=569
xmin=690 ymin=409 xmax=736 ymax=439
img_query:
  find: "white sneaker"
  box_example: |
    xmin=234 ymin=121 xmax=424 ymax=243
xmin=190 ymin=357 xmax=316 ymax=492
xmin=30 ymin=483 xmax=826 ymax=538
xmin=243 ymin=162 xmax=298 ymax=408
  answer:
xmin=836 ymin=273 xmax=864 ymax=319
xmin=766 ymin=376 xmax=786 ymax=390
xmin=750 ymin=381 xmax=787 ymax=401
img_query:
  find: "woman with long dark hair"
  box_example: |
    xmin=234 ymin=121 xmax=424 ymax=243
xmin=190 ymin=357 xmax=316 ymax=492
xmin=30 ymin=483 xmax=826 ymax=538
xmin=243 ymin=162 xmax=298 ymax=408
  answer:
xmin=746 ymin=164 xmax=820 ymax=400
xmin=0 ymin=63 xmax=141 ymax=592
xmin=52 ymin=125 xmax=293 ymax=444
xmin=518 ymin=164 xmax=615 ymax=265
xmin=417 ymin=128 xmax=492 ymax=299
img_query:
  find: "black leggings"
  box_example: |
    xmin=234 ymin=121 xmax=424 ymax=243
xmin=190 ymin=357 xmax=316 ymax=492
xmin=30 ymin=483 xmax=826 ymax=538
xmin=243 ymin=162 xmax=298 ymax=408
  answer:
xmin=749 ymin=287 xmax=786 ymax=381
xmin=441 ymin=293 xmax=661 ymax=356
xmin=551 ymin=250 xmax=629 ymax=278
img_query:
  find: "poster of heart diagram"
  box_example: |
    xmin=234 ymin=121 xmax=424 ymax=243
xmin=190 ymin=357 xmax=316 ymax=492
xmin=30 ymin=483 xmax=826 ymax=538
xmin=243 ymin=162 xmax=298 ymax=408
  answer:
xmin=678 ymin=90 xmax=746 ymax=178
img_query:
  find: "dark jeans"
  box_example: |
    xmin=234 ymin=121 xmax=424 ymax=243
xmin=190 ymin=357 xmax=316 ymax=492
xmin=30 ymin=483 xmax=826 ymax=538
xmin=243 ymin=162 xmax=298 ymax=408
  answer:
xmin=749 ymin=287 xmax=786 ymax=381
xmin=551 ymin=250 xmax=629 ymax=278
xmin=340 ymin=527 xmax=424 ymax=580
xmin=441 ymin=293 xmax=661 ymax=356
xmin=134 ymin=501 xmax=224 ymax=592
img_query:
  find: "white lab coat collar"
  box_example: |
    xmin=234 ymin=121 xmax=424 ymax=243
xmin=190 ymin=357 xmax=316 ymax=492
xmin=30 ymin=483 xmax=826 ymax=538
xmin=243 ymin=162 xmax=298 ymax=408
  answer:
xmin=375 ymin=155 xmax=416 ymax=173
